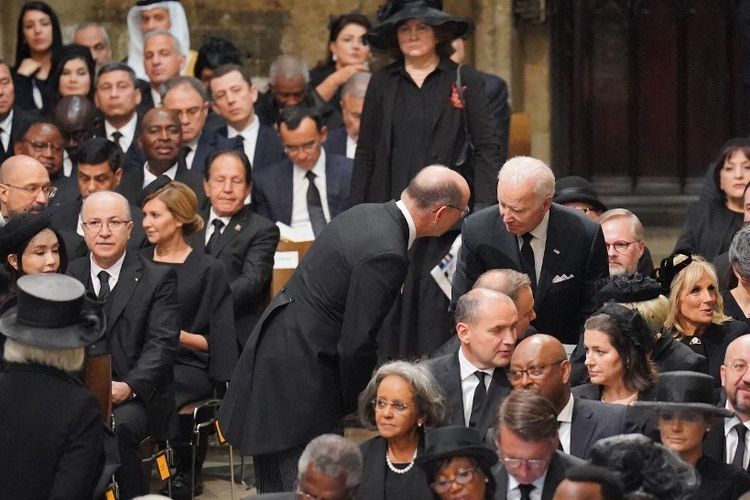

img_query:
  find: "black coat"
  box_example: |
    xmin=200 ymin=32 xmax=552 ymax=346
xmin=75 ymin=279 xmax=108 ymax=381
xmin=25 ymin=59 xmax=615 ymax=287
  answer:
xmin=651 ymin=333 xmax=708 ymax=374
xmin=569 ymin=397 xmax=628 ymax=459
xmin=572 ymin=383 xmax=660 ymax=441
xmin=675 ymin=199 xmax=743 ymax=261
xmin=453 ymin=204 xmax=608 ymax=344
xmin=357 ymin=436 xmax=432 ymax=500
xmin=219 ymin=201 xmax=410 ymax=455
xmin=687 ymin=455 xmax=750 ymax=500
xmin=479 ymin=70 xmax=510 ymax=164
xmin=0 ymin=107 xmax=36 ymax=163
xmin=11 ymin=72 xmax=50 ymax=113
xmin=67 ymin=251 xmax=180 ymax=438
xmin=324 ymin=126 xmax=349 ymax=158
xmin=723 ymin=290 xmax=750 ymax=331
xmin=188 ymin=206 xmax=280 ymax=346
xmin=116 ymin=160 xmax=208 ymax=209
xmin=0 ymin=363 xmax=102 ymax=499
xmin=352 ymin=58 xmax=501 ymax=207
xmin=492 ymin=451 xmax=584 ymax=500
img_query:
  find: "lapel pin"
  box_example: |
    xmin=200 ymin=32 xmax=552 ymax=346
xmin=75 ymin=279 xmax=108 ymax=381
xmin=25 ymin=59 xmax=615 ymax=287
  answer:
xmin=553 ymin=249 xmax=560 ymax=255
xmin=235 ymin=224 xmax=241 ymax=231
xmin=134 ymin=277 xmax=139 ymax=282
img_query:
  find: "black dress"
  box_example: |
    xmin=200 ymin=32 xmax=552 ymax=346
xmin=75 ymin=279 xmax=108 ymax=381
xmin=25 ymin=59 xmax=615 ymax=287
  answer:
xmin=687 ymin=455 xmax=750 ymax=500
xmin=674 ymin=199 xmax=743 ymax=261
xmin=12 ymin=72 xmax=51 ymax=113
xmin=722 ymin=289 xmax=750 ymax=330
xmin=357 ymin=436 xmax=433 ymax=500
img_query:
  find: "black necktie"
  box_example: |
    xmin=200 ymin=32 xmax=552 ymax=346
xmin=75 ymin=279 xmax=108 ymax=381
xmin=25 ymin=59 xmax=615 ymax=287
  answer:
xmin=306 ymin=171 xmax=327 ymax=238
xmin=205 ymin=219 xmax=225 ymax=254
xmin=111 ymin=131 xmax=123 ymax=151
xmin=520 ymin=233 xmax=536 ymax=294
xmin=519 ymin=483 xmax=535 ymax=500
xmin=97 ymin=270 xmax=110 ymax=302
xmin=734 ymin=423 xmax=748 ymax=469
xmin=468 ymin=371 xmax=486 ymax=429
xmin=0 ymin=127 xmax=6 ymax=156
xmin=179 ymin=145 xmax=192 ymax=167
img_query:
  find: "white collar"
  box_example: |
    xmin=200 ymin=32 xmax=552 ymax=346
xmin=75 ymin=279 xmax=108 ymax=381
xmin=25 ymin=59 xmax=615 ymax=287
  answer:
xmin=293 ymin=148 xmax=326 ymax=178
xmin=558 ymin=394 xmax=574 ymax=423
xmin=527 ymin=209 xmax=550 ymax=241
xmin=105 ymin=113 xmax=138 ymax=144
xmin=507 ymin=469 xmax=547 ymax=496
xmin=458 ymin=345 xmax=495 ymax=380
xmin=143 ymin=162 xmax=179 ymax=187
xmin=208 ymin=206 xmax=232 ymax=227
xmin=0 ymin=109 xmax=13 ymax=132
xmin=90 ymin=250 xmax=126 ymax=280
xmin=724 ymin=412 xmax=750 ymax=437
xmin=396 ymin=200 xmax=416 ymax=250
xmin=227 ymin=115 xmax=259 ymax=139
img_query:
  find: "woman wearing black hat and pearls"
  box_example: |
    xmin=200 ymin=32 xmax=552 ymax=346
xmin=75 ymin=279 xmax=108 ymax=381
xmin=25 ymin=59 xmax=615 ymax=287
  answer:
xmin=0 ymin=274 xmax=104 ymax=499
xmin=356 ymin=360 xmax=447 ymax=499
xmin=636 ymin=371 xmax=750 ymax=499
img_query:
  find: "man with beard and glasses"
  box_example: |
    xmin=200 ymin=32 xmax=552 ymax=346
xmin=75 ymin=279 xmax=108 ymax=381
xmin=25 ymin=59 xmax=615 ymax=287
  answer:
xmin=0 ymin=155 xmax=53 ymax=224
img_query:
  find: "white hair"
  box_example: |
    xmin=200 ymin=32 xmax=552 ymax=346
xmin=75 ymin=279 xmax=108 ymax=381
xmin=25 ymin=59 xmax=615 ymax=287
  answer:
xmin=497 ymin=156 xmax=555 ymax=198
xmin=4 ymin=338 xmax=84 ymax=372
xmin=269 ymin=54 xmax=310 ymax=84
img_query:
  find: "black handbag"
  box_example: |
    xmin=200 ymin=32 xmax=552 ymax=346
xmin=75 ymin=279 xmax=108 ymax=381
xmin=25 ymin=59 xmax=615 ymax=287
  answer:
xmin=454 ymin=64 xmax=475 ymax=199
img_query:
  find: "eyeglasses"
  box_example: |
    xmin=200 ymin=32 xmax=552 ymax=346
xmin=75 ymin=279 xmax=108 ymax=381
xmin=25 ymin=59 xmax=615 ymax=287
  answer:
xmin=285 ymin=140 xmax=318 ymax=155
xmin=1 ymin=183 xmax=57 ymax=199
xmin=431 ymin=467 xmax=478 ymax=493
xmin=500 ymin=457 xmax=547 ymax=470
xmin=372 ymin=398 xmax=410 ymax=413
xmin=22 ymin=139 xmax=64 ymax=154
xmin=726 ymin=359 xmax=750 ymax=376
xmin=604 ymin=240 xmax=640 ymax=253
xmin=507 ymin=360 xmax=565 ymax=382
xmin=80 ymin=219 xmax=132 ymax=232
xmin=446 ymin=204 xmax=470 ymax=218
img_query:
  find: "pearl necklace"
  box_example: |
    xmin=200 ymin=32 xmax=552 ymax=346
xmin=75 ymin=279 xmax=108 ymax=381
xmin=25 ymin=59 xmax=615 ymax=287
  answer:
xmin=385 ymin=447 xmax=418 ymax=474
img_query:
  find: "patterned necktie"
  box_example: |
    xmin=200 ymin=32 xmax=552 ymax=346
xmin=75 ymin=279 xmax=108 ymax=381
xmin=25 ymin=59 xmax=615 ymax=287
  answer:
xmin=205 ymin=219 xmax=225 ymax=254
xmin=468 ymin=371 xmax=486 ymax=428
xmin=97 ymin=270 xmax=110 ymax=302
xmin=306 ymin=170 xmax=327 ymax=237
xmin=520 ymin=233 xmax=536 ymax=294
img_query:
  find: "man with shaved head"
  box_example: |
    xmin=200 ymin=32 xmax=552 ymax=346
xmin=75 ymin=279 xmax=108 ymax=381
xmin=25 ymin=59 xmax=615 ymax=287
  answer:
xmin=705 ymin=335 xmax=750 ymax=470
xmin=0 ymin=154 xmax=53 ymax=223
xmin=508 ymin=334 xmax=627 ymax=459
xmin=54 ymin=95 xmax=98 ymax=176
xmin=67 ymin=190 xmax=180 ymax=499
xmin=426 ymin=287 xmax=517 ymax=438
xmin=220 ymin=165 xmax=470 ymax=492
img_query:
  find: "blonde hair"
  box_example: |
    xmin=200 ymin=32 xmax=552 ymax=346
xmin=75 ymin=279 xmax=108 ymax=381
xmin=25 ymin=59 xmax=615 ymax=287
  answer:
xmin=664 ymin=258 xmax=731 ymax=336
xmin=619 ymin=295 xmax=669 ymax=335
xmin=4 ymin=338 xmax=85 ymax=372
xmin=143 ymin=181 xmax=204 ymax=236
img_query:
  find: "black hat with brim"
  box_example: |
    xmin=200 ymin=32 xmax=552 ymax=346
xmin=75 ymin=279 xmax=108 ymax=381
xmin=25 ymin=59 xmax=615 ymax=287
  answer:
xmin=368 ymin=1 xmax=474 ymax=51
xmin=0 ymin=274 xmax=105 ymax=350
xmin=635 ymin=371 xmax=733 ymax=418
xmin=416 ymin=426 xmax=497 ymax=469
xmin=553 ymin=176 xmax=608 ymax=213
xmin=0 ymin=212 xmax=53 ymax=262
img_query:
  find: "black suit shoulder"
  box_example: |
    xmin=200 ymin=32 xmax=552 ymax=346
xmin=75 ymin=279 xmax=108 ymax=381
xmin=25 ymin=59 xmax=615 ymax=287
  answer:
xmin=324 ymin=126 xmax=348 ymax=157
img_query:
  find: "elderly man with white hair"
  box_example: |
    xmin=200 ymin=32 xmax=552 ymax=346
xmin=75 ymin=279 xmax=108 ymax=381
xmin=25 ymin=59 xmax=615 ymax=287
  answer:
xmin=452 ymin=156 xmax=608 ymax=346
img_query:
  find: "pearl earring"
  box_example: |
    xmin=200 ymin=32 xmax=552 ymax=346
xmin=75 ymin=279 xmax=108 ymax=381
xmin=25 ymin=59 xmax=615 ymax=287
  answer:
xmin=332 ymin=54 xmax=338 ymax=62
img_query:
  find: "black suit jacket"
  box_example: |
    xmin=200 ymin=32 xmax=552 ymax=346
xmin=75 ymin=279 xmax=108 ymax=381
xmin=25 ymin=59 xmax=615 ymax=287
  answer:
xmin=93 ymin=118 xmax=145 ymax=170
xmin=324 ymin=126 xmax=349 ymax=157
xmin=135 ymin=79 xmax=156 ymax=117
xmin=215 ymin=123 xmax=287 ymax=171
xmin=219 ymin=201 xmax=410 ymax=455
xmin=569 ymin=397 xmax=627 ymax=459
xmin=492 ymin=451 xmax=585 ymax=500
xmin=67 ymin=251 xmax=180 ymax=438
xmin=252 ymin=153 xmax=353 ymax=226
xmin=357 ymin=436 xmax=433 ymax=500
xmin=453 ymin=204 xmax=608 ymax=344
xmin=703 ymin=417 xmax=729 ymax=465
xmin=188 ymin=206 xmax=280 ymax=345
xmin=480 ymin=71 xmax=510 ymax=164
xmin=116 ymin=161 xmax=208 ymax=209
xmin=189 ymin=128 xmax=233 ymax=173
xmin=0 ymin=107 xmax=36 ymax=163
xmin=425 ymin=351 xmax=512 ymax=438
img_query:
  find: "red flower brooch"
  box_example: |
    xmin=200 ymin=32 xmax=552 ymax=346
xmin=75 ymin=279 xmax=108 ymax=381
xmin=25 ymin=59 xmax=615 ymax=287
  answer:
xmin=450 ymin=82 xmax=466 ymax=109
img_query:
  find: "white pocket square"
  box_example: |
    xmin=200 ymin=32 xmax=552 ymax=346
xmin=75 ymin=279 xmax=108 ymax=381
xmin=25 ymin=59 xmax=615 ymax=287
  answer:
xmin=552 ymin=274 xmax=574 ymax=284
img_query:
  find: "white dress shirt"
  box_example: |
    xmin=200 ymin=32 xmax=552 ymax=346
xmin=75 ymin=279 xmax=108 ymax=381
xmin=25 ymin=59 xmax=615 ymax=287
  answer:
xmin=291 ymin=149 xmax=330 ymax=241
xmin=150 ymin=87 xmax=162 ymax=107
xmin=0 ymin=110 xmax=13 ymax=152
xmin=395 ymin=200 xmax=416 ymax=250
xmin=507 ymin=470 xmax=546 ymax=500
xmin=724 ymin=412 xmax=750 ymax=469
xmin=346 ymin=135 xmax=357 ymax=159
xmin=104 ymin=113 xmax=138 ymax=153
xmin=184 ymin=135 xmax=200 ymax=170
xmin=557 ymin=395 xmax=574 ymax=454
xmin=89 ymin=251 xmax=127 ymax=296
xmin=204 ymin=207 xmax=232 ymax=246
xmin=458 ymin=346 xmax=495 ymax=426
xmin=227 ymin=116 xmax=260 ymax=166
xmin=63 ymin=150 xmax=73 ymax=178
xmin=143 ymin=162 xmax=179 ymax=188
xmin=516 ymin=210 xmax=550 ymax=284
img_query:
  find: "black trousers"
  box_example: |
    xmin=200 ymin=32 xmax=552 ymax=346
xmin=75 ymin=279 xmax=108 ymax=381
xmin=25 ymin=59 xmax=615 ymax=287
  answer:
xmin=113 ymin=400 xmax=148 ymax=500
xmin=173 ymin=364 xmax=213 ymax=479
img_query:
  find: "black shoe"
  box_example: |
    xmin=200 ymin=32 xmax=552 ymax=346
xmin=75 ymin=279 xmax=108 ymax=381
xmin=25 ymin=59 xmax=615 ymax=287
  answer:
xmin=160 ymin=472 xmax=203 ymax=499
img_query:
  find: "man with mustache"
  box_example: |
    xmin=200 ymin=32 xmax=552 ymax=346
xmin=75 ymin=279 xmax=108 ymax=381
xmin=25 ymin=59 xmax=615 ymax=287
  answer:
xmin=0 ymin=154 xmax=53 ymax=224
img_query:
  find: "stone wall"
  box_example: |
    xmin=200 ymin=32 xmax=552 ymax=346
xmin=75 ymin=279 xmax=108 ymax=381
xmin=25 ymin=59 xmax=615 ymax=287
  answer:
xmin=0 ymin=0 xmax=551 ymax=161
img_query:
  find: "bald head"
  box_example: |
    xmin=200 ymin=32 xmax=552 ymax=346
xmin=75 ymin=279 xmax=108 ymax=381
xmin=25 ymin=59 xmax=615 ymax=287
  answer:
xmin=81 ymin=191 xmax=133 ymax=268
xmin=0 ymin=155 xmax=52 ymax=218
xmin=54 ymin=95 xmax=97 ymax=161
xmin=722 ymin=335 xmax=750 ymax=419
xmin=401 ymin=165 xmax=470 ymax=238
xmin=509 ymin=334 xmax=571 ymax=412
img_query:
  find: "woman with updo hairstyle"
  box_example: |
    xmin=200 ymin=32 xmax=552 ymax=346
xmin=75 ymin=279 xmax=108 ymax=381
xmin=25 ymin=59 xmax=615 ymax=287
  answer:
xmin=47 ymin=43 xmax=96 ymax=111
xmin=573 ymin=302 xmax=658 ymax=405
xmin=660 ymin=253 xmax=747 ymax=387
xmin=140 ymin=178 xmax=237 ymax=496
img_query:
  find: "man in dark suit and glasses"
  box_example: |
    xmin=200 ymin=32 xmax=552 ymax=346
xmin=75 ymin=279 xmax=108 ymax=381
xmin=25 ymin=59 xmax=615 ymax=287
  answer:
xmin=705 ymin=335 xmax=750 ymax=470
xmin=426 ymin=288 xmax=517 ymax=438
xmin=67 ymin=190 xmax=180 ymax=499
xmin=190 ymin=149 xmax=279 ymax=346
xmin=452 ymin=156 xmax=608 ymax=346
xmin=219 ymin=165 xmax=470 ymax=493
xmin=509 ymin=334 xmax=627 ymax=460
xmin=493 ymin=390 xmax=585 ymax=500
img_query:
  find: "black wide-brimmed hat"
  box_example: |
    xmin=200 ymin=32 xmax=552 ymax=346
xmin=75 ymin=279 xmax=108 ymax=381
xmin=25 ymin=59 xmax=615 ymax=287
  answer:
xmin=636 ymin=371 xmax=733 ymax=418
xmin=416 ymin=426 xmax=497 ymax=468
xmin=0 ymin=212 xmax=53 ymax=262
xmin=553 ymin=175 xmax=608 ymax=213
xmin=368 ymin=0 xmax=474 ymax=50
xmin=0 ymin=274 xmax=105 ymax=349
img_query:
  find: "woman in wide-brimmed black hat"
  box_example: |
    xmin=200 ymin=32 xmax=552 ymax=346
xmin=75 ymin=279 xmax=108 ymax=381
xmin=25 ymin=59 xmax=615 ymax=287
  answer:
xmin=417 ymin=426 xmax=497 ymax=500
xmin=636 ymin=371 xmax=750 ymax=500
xmin=351 ymin=0 xmax=502 ymax=358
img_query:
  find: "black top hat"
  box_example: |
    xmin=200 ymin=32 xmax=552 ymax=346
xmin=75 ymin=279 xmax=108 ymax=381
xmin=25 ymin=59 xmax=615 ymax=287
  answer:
xmin=635 ymin=371 xmax=732 ymax=418
xmin=0 ymin=212 xmax=54 ymax=262
xmin=553 ymin=176 xmax=608 ymax=213
xmin=416 ymin=426 xmax=498 ymax=468
xmin=651 ymin=250 xmax=693 ymax=296
xmin=0 ymin=274 xmax=105 ymax=350
xmin=368 ymin=0 xmax=474 ymax=51
xmin=595 ymin=274 xmax=662 ymax=307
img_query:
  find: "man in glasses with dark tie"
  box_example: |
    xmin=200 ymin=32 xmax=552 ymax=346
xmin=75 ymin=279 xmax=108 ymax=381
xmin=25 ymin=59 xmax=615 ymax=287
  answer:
xmin=0 ymin=154 xmax=53 ymax=225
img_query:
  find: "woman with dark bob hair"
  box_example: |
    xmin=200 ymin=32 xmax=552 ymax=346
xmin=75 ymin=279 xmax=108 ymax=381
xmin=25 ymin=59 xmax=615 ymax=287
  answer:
xmin=357 ymin=360 xmax=447 ymax=499
xmin=12 ymin=0 xmax=64 ymax=112
xmin=573 ymin=302 xmax=658 ymax=404
xmin=47 ymin=43 xmax=96 ymax=111
xmin=140 ymin=179 xmax=237 ymax=497
xmin=417 ymin=426 xmax=497 ymax=500
xmin=676 ymin=138 xmax=750 ymax=260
